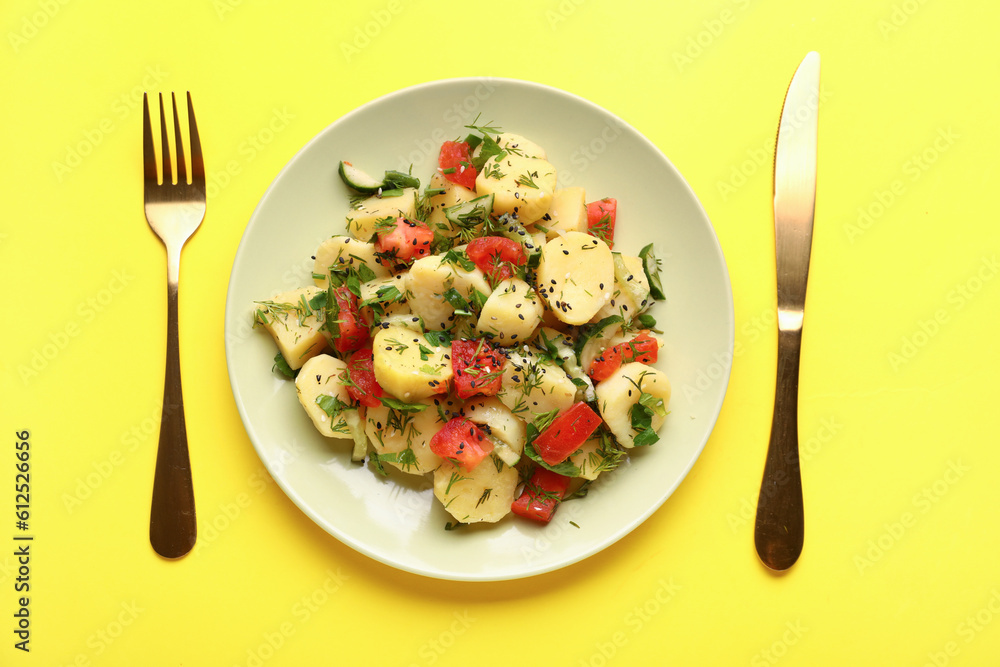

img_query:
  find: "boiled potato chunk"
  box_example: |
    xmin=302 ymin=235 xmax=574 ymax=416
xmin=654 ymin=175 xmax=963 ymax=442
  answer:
xmin=346 ymin=188 xmax=416 ymax=241
xmin=425 ymin=172 xmax=478 ymax=239
xmin=476 ymin=278 xmax=544 ymax=346
xmin=595 ymin=362 xmax=671 ymax=449
xmin=497 ymin=348 xmax=576 ymax=421
xmin=295 ymin=354 xmax=353 ymax=438
xmin=537 ymin=232 xmax=614 ymax=325
xmin=433 ymin=455 xmax=518 ymax=523
xmin=568 ymin=433 xmax=622 ymax=481
xmin=365 ymin=398 xmax=448 ymax=474
xmin=312 ymin=236 xmax=389 ymax=287
xmin=536 ymin=327 xmax=595 ymax=403
xmin=540 ymin=187 xmax=587 ymax=239
xmin=406 ymin=254 xmax=492 ymax=331
xmin=475 ymin=153 xmax=556 ymax=225
xmin=462 ymin=397 xmax=527 ymax=467
xmin=497 ymin=132 xmax=546 ymax=159
xmin=253 ymin=286 xmax=328 ymax=370
xmin=594 ymin=254 xmax=651 ymax=325
xmin=372 ymin=325 xmax=453 ymax=401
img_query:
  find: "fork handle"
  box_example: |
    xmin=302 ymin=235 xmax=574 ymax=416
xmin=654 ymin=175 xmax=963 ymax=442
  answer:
xmin=149 ymin=273 xmax=197 ymax=559
xmin=754 ymin=326 xmax=805 ymax=571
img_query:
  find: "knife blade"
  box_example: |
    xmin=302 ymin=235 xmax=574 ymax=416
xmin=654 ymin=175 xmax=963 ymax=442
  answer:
xmin=754 ymin=51 xmax=820 ymax=572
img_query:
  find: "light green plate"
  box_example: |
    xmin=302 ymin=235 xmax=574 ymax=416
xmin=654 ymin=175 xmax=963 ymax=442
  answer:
xmin=224 ymin=78 xmax=734 ymax=581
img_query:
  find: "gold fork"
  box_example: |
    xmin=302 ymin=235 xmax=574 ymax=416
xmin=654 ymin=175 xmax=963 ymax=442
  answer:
xmin=143 ymin=92 xmax=205 ymax=559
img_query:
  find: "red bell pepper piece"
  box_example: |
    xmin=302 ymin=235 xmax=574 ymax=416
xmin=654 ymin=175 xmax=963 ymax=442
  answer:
xmin=532 ymin=402 xmax=602 ymax=466
xmin=438 ymin=141 xmax=477 ymax=190
xmin=465 ymin=236 xmax=527 ymax=286
xmin=429 ymin=417 xmax=494 ymax=472
xmin=586 ymin=197 xmax=617 ymax=248
xmin=589 ymin=331 xmax=659 ymax=382
xmin=345 ymin=347 xmax=384 ymax=408
xmin=511 ymin=468 xmax=572 ymax=523
xmin=450 ymin=338 xmax=506 ymax=399
xmin=374 ymin=216 xmax=434 ymax=268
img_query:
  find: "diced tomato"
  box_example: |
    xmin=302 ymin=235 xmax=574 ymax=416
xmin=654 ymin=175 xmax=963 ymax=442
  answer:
xmin=438 ymin=141 xmax=477 ymax=190
xmin=345 ymin=347 xmax=384 ymax=408
xmin=586 ymin=197 xmax=617 ymax=248
xmin=532 ymin=402 xmax=603 ymax=466
xmin=465 ymin=236 xmax=526 ymax=285
xmin=329 ymin=285 xmax=369 ymax=353
xmin=429 ymin=417 xmax=494 ymax=472
xmin=589 ymin=331 xmax=659 ymax=382
xmin=375 ymin=216 xmax=434 ymax=269
xmin=450 ymin=338 xmax=506 ymax=399
xmin=588 ymin=347 xmax=623 ymax=383
xmin=511 ymin=468 xmax=572 ymax=523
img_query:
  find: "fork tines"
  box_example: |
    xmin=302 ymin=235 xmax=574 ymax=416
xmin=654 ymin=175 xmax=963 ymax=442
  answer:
xmin=142 ymin=92 xmax=204 ymax=189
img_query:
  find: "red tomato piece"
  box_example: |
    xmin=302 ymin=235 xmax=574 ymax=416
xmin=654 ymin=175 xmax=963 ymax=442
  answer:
xmin=589 ymin=331 xmax=659 ymax=382
xmin=438 ymin=141 xmax=477 ymax=190
xmin=329 ymin=285 xmax=369 ymax=354
xmin=375 ymin=216 xmax=434 ymax=268
xmin=511 ymin=468 xmax=572 ymax=523
xmin=450 ymin=338 xmax=506 ymax=399
xmin=465 ymin=236 xmax=526 ymax=285
xmin=345 ymin=347 xmax=384 ymax=408
xmin=532 ymin=402 xmax=603 ymax=466
xmin=429 ymin=417 xmax=494 ymax=472
xmin=586 ymin=197 xmax=617 ymax=248
xmin=588 ymin=347 xmax=623 ymax=383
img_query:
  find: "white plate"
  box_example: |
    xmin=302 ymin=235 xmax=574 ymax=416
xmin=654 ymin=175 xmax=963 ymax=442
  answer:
xmin=224 ymin=78 xmax=734 ymax=581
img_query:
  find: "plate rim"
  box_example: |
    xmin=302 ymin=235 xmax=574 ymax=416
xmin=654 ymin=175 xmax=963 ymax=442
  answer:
xmin=224 ymin=76 xmax=735 ymax=581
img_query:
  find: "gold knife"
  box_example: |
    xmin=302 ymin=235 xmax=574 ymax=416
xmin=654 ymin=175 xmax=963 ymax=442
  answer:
xmin=754 ymin=52 xmax=820 ymax=571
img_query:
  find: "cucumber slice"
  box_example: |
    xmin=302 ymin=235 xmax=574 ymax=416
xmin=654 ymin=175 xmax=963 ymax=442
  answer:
xmin=573 ymin=315 xmax=624 ymax=365
xmin=338 ymin=161 xmax=384 ymax=194
xmin=613 ymin=253 xmax=651 ymax=311
xmin=496 ymin=214 xmax=541 ymax=257
xmin=343 ymin=410 xmax=368 ymax=462
xmin=638 ymin=243 xmax=666 ymax=301
xmin=444 ymin=193 xmax=494 ymax=230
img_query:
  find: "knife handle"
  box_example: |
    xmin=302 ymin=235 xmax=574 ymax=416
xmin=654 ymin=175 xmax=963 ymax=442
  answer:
xmin=754 ymin=325 xmax=805 ymax=571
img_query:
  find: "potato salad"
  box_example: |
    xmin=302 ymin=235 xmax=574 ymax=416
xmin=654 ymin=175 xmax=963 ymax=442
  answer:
xmin=252 ymin=121 xmax=671 ymax=527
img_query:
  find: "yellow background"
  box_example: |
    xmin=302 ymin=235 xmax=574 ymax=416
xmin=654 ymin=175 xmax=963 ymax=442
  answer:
xmin=2 ymin=0 xmax=998 ymax=665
